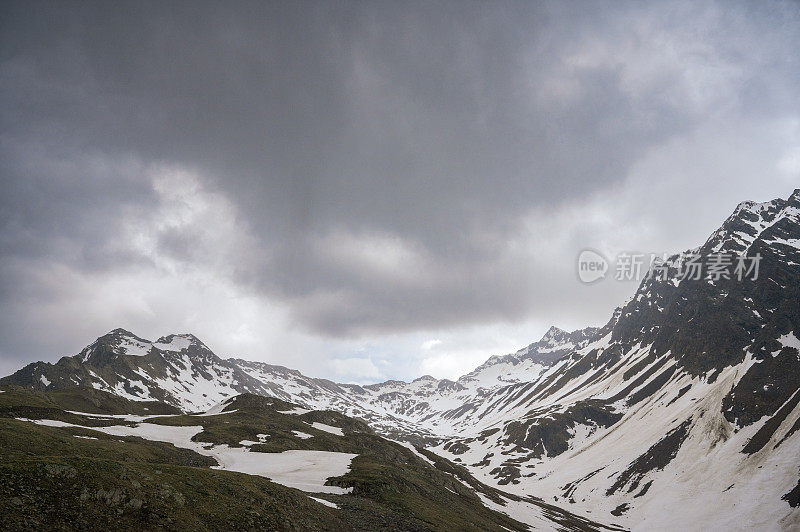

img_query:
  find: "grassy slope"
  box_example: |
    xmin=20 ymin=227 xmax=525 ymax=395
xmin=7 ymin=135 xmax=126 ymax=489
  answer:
xmin=0 ymin=388 xmax=538 ymax=531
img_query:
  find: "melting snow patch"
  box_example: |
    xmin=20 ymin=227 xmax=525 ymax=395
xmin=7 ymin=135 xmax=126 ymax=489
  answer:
xmin=395 ymin=441 xmax=436 ymax=466
xmin=118 ymin=338 xmax=152 ymax=356
xmin=778 ymin=332 xmax=800 ymax=352
xmin=192 ymin=399 xmax=238 ymax=416
xmin=309 ymin=422 xmax=344 ymax=436
xmin=66 ymin=411 xmax=174 ymax=422
xmin=293 ymin=430 xmax=314 ymax=439
xmin=240 ymin=434 xmax=270 ymax=446
xmin=153 ymin=336 xmax=192 ymax=352
xmin=40 ymin=375 xmax=51 ymax=387
xmin=309 ymin=496 xmax=339 ymax=509
xmin=278 ymin=407 xmax=311 ymax=415
xmin=16 ymin=418 xmax=75 ymax=428
xmin=73 ymin=435 xmax=98 ymax=440
xmin=201 ymin=399 xmax=232 ymax=415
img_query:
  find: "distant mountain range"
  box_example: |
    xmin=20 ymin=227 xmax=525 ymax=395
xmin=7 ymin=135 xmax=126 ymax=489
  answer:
xmin=3 ymin=188 xmax=799 ymax=530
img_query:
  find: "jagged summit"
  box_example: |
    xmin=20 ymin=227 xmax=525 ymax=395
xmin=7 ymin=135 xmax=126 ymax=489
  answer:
xmin=75 ymin=329 xmax=211 ymax=364
xmin=701 ymin=188 xmax=800 ymax=254
xmin=155 ymin=332 xmax=203 ymax=343
xmin=462 ymin=325 xmax=599 ymax=382
xmin=539 ymin=325 xmax=569 ymax=345
xmin=516 ymin=325 xmax=599 ymax=360
xmin=154 ymin=333 xmax=209 ymax=352
xmin=106 ymin=327 xmax=138 ymax=337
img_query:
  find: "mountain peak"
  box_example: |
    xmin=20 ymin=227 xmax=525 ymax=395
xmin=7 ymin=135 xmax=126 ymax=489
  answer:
xmin=155 ymin=333 xmax=203 ymax=347
xmin=104 ymin=328 xmax=139 ymax=338
xmin=541 ymin=325 xmax=568 ymax=343
xmin=76 ymin=330 xmax=212 ymax=364
xmin=700 ymin=189 xmax=799 ymax=255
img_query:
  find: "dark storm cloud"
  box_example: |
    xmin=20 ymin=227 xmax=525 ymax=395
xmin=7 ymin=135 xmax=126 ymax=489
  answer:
xmin=1 ymin=0 xmax=799 ymax=370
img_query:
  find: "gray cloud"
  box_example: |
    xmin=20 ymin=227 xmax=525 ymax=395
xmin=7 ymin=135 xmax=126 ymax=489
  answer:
xmin=1 ymin=0 xmax=799 ymax=377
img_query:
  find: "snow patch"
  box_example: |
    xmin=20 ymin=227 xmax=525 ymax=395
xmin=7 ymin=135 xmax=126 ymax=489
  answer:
xmin=309 ymin=496 xmax=339 ymax=509
xmin=117 ymin=337 xmax=152 ymax=357
xmin=153 ymin=336 xmax=192 ymax=352
xmin=778 ymin=332 xmax=800 ymax=351
xmin=396 ymin=441 xmax=436 ymax=466
xmin=65 ymin=411 xmax=174 ymax=422
xmin=198 ymin=399 xmax=235 ymax=416
xmin=239 ymin=434 xmax=270 ymax=446
xmin=278 ymin=407 xmax=311 ymax=415
xmin=309 ymin=422 xmax=344 ymax=436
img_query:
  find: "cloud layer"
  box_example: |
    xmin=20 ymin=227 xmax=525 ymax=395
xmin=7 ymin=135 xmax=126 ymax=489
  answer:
xmin=2 ymin=1 xmax=799 ymax=381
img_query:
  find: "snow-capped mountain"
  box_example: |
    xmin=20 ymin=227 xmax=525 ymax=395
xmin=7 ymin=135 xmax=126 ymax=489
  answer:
xmin=0 ymin=323 xmax=600 ymax=443
xmin=2 ymin=189 xmax=799 ymax=530
xmin=425 ymin=188 xmax=800 ymax=529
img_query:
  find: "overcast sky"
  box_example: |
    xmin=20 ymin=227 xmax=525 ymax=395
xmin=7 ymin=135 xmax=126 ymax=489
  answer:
xmin=1 ymin=1 xmax=798 ymax=383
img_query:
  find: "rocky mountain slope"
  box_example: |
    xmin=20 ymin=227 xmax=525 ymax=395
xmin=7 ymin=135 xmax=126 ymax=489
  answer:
xmin=3 ymin=189 xmax=800 ymax=530
xmin=425 ymin=188 xmax=800 ymax=530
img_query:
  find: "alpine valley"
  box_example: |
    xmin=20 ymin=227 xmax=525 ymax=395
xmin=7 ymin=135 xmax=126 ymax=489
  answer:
xmin=3 ymin=190 xmax=800 ymax=531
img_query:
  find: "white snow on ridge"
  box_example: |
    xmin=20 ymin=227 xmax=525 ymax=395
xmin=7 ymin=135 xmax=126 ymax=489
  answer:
xmin=309 ymin=496 xmax=339 ymax=509
xmin=65 ymin=410 xmax=174 ymax=422
xmin=16 ymin=418 xmax=74 ymax=427
xmin=40 ymin=375 xmax=51 ymax=387
xmin=117 ymin=337 xmax=152 ymax=357
xmin=278 ymin=407 xmax=311 ymax=415
xmin=153 ymin=336 xmax=193 ymax=352
xmin=192 ymin=409 xmax=239 ymax=417
xmin=309 ymin=422 xmax=344 ymax=436
xmin=778 ymin=332 xmax=800 ymax=351
xmin=198 ymin=398 xmax=235 ymax=416
xmin=112 ymin=334 xmax=196 ymax=358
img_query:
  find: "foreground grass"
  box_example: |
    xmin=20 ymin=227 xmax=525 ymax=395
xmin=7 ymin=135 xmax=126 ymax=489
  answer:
xmin=0 ymin=388 xmax=536 ymax=531
xmin=1 ymin=387 xmax=624 ymax=530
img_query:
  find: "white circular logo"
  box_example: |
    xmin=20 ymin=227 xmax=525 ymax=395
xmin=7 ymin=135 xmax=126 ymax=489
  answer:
xmin=577 ymin=249 xmax=608 ymax=283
